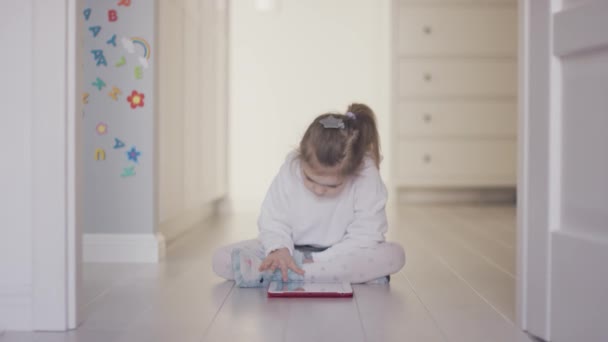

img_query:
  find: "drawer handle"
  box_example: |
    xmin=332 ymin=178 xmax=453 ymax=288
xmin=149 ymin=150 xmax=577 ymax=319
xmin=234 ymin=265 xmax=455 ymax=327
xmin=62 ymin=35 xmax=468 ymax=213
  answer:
xmin=423 ymin=73 xmax=432 ymax=82
xmin=423 ymin=154 xmax=432 ymax=164
xmin=422 ymin=26 xmax=432 ymax=35
xmin=423 ymin=113 xmax=432 ymax=123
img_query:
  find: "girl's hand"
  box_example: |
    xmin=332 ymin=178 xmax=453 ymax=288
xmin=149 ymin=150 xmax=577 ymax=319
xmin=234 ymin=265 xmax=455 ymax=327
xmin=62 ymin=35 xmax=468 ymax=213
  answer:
xmin=259 ymin=247 xmax=305 ymax=281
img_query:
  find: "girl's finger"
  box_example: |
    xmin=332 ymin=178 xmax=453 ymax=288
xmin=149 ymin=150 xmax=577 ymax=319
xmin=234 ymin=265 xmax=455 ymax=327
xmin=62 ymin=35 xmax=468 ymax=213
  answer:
xmin=288 ymin=261 xmax=305 ymax=275
xmin=259 ymin=259 xmax=270 ymax=272
xmin=270 ymin=260 xmax=278 ymax=273
xmin=262 ymin=257 xmax=275 ymax=271
xmin=280 ymin=264 xmax=289 ymax=281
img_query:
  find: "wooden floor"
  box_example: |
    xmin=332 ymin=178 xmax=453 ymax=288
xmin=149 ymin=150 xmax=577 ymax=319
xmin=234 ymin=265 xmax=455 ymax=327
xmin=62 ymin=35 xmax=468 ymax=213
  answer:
xmin=2 ymin=205 xmax=535 ymax=342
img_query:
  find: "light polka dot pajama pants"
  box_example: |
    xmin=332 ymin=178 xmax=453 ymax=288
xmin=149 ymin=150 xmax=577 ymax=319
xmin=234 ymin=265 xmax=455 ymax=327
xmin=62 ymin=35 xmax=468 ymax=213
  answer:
xmin=212 ymin=239 xmax=406 ymax=284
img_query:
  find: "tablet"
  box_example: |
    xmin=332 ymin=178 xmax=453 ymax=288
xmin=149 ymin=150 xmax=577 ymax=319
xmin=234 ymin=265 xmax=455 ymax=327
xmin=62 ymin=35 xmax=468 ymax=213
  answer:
xmin=267 ymin=281 xmax=353 ymax=298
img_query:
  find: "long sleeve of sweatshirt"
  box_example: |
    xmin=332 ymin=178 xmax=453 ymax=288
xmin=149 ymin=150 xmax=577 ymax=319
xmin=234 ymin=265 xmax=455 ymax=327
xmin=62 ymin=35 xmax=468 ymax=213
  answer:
xmin=257 ymin=159 xmax=295 ymax=256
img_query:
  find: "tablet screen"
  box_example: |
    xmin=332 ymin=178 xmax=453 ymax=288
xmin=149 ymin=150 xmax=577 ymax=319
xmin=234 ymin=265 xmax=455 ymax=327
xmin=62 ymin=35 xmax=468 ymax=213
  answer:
xmin=267 ymin=281 xmax=353 ymax=298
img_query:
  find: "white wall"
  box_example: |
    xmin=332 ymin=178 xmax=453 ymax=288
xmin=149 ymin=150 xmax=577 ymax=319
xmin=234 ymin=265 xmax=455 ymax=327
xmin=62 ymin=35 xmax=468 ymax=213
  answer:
xmin=157 ymin=0 xmax=228 ymax=241
xmin=229 ymin=0 xmax=392 ymax=213
xmin=0 ymin=1 xmax=35 ymax=330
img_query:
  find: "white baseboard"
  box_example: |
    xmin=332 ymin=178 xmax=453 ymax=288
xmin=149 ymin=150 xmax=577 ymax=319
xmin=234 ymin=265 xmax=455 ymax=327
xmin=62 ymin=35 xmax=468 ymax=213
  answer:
xmin=159 ymin=200 xmax=219 ymax=243
xmin=83 ymin=233 xmax=166 ymax=263
xmin=398 ymin=188 xmax=516 ymax=204
xmin=0 ymin=284 xmax=32 ymax=330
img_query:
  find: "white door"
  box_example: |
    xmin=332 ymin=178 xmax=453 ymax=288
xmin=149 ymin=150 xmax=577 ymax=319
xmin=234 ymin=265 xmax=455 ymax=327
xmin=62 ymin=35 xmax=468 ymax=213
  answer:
xmin=519 ymin=1 xmax=608 ymax=341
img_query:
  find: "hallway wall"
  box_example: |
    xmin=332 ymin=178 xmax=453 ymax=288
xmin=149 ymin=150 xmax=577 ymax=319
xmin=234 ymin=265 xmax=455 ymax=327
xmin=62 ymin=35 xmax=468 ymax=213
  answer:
xmin=228 ymin=0 xmax=392 ymax=213
xmin=80 ymin=0 xmax=228 ymax=260
xmin=157 ymin=0 xmax=229 ymax=241
xmin=83 ymin=0 xmax=155 ymax=235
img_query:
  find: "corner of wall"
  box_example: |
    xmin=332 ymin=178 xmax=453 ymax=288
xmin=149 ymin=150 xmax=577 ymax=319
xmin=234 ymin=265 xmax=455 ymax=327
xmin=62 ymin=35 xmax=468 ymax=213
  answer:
xmin=159 ymin=201 xmax=216 ymax=243
xmin=83 ymin=233 xmax=165 ymax=263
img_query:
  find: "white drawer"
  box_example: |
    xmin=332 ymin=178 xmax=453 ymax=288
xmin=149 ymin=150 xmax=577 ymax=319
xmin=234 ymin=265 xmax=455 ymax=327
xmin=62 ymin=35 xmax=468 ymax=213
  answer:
xmin=397 ymin=7 xmax=516 ymax=57
xmin=398 ymin=59 xmax=517 ymax=98
xmin=396 ymin=139 xmax=517 ymax=186
xmin=397 ymin=101 xmax=517 ymax=137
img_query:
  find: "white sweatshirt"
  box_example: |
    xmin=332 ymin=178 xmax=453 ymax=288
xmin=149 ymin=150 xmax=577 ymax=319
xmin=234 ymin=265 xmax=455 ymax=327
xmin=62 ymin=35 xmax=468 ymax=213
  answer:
xmin=257 ymin=152 xmax=388 ymax=262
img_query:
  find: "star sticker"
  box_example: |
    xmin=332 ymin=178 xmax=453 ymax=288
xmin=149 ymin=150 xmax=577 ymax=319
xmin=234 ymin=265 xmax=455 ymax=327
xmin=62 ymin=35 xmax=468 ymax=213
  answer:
xmin=126 ymin=147 xmax=141 ymax=163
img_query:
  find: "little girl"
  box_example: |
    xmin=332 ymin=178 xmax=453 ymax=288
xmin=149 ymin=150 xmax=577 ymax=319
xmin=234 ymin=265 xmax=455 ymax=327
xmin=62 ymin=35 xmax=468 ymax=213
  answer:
xmin=212 ymin=103 xmax=405 ymax=287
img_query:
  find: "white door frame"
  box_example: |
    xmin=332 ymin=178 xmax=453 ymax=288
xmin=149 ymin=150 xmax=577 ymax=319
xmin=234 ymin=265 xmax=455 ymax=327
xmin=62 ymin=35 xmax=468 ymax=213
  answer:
xmin=517 ymin=0 xmax=557 ymax=340
xmin=31 ymin=0 xmax=82 ymax=330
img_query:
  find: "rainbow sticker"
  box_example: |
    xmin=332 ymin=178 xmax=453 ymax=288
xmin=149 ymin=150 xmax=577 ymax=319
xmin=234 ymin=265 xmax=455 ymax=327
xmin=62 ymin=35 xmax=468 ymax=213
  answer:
xmin=121 ymin=36 xmax=151 ymax=69
xmin=131 ymin=37 xmax=151 ymax=61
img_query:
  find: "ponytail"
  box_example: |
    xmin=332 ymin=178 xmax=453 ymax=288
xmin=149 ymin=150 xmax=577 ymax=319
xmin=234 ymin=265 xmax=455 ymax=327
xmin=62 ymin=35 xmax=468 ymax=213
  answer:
xmin=344 ymin=103 xmax=381 ymax=171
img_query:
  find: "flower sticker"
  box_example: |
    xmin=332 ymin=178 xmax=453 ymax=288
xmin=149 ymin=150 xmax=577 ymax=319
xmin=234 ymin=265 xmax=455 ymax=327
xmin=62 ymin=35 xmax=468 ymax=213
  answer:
xmin=96 ymin=122 xmax=108 ymax=135
xmin=127 ymin=90 xmax=144 ymax=109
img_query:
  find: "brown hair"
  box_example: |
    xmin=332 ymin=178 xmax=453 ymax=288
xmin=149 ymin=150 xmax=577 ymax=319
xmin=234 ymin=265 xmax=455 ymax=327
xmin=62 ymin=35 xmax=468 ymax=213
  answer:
xmin=298 ymin=103 xmax=381 ymax=176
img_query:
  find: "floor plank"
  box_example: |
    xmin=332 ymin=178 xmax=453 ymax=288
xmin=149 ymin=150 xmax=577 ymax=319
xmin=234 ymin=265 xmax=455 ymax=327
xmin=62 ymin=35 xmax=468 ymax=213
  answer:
xmin=354 ymin=279 xmax=446 ymax=342
xmin=283 ymin=296 xmax=365 ymax=342
xmin=403 ymin=241 xmax=530 ymax=342
xmin=407 ymin=211 xmax=516 ymax=321
xmin=202 ymin=287 xmax=290 ymax=342
xmin=388 ymin=206 xmax=518 ymax=321
xmin=432 ymin=206 xmax=516 ymax=274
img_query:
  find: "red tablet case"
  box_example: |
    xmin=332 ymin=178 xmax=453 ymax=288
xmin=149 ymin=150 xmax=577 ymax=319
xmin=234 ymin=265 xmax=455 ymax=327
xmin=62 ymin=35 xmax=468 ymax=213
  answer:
xmin=267 ymin=282 xmax=353 ymax=298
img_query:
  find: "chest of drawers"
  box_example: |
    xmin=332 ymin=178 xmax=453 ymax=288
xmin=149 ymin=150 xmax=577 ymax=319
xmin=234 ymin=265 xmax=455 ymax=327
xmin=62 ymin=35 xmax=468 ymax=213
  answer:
xmin=392 ymin=0 xmax=517 ymax=188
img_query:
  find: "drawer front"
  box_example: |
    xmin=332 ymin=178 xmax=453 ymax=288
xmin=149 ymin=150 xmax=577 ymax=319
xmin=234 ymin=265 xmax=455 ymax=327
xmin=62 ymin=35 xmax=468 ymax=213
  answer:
xmin=397 ymin=101 xmax=517 ymax=137
xmin=397 ymin=7 xmax=517 ymax=57
xmin=398 ymin=59 xmax=517 ymax=97
xmin=396 ymin=140 xmax=517 ymax=186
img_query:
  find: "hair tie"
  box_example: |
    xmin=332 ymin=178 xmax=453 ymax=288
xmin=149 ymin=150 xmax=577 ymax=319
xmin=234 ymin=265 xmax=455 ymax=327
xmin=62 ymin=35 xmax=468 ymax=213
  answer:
xmin=346 ymin=112 xmax=356 ymax=120
xmin=319 ymin=115 xmax=345 ymax=129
